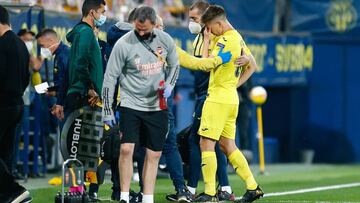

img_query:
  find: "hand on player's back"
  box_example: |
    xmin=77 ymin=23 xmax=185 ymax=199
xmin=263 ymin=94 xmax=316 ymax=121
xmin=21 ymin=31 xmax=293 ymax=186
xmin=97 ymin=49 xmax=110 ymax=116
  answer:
xmin=234 ymin=48 xmax=250 ymax=67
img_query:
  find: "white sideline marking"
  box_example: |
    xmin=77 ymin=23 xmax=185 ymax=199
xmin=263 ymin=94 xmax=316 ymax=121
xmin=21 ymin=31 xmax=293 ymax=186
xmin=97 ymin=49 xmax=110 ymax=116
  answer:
xmin=264 ymin=182 xmax=360 ymax=197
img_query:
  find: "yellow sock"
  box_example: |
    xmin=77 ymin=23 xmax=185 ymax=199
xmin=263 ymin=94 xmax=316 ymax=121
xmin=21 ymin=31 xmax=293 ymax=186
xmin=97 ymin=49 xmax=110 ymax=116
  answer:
xmin=201 ymin=151 xmax=217 ymax=196
xmin=228 ymin=149 xmax=257 ymax=190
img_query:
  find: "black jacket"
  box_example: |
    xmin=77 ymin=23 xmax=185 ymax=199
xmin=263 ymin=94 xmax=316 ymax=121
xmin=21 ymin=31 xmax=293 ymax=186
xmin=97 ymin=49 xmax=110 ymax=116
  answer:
xmin=0 ymin=30 xmax=30 ymax=106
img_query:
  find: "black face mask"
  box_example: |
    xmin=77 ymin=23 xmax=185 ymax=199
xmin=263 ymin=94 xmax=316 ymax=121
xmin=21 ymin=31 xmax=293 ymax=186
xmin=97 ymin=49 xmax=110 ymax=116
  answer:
xmin=135 ymin=30 xmax=153 ymax=41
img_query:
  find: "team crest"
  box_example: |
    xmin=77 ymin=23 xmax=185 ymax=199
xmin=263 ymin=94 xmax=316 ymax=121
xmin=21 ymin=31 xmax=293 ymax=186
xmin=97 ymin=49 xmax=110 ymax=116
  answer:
xmin=156 ymin=47 xmax=165 ymax=63
xmin=326 ymin=0 xmax=357 ymax=32
xmin=156 ymin=47 xmax=164 ymax=55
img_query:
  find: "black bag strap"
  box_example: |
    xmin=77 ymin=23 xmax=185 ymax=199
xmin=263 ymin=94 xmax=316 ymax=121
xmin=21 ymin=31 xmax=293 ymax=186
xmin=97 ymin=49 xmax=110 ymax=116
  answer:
xmin=134 ymin=31 xmax=165 ymax=63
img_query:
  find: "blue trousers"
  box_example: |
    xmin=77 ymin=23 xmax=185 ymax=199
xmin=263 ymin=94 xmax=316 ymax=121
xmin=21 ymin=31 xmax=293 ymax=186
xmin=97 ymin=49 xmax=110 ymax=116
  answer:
xmin=187 ymin=99 xmax=229 ymax=188
xmin=162 ymin=118 xmax=186 ymax=191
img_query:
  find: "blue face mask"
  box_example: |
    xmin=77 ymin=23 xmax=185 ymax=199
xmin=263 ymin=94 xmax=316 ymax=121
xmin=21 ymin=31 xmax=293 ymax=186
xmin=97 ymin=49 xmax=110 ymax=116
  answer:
xmin=94 ymin=14 xmax=106 ymax=27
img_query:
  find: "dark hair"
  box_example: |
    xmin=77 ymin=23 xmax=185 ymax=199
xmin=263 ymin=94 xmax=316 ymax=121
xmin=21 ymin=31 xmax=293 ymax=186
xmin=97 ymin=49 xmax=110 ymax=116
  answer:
xmin=35 ymin=28 xmax=57 ymax=39
xmin=189 ymin=0 xmax=209 ymax=15
xmin=201 ymin=5 xmax=226 ymax=25
xmin=82 ymin=0 xmax=106 ymax=17
xmin=17 ymin=29 xmax=35 ymax=37
xmin=128 ymin=8 xmax=137 ymax=23
xmin=134 ymin=6 xmax=156 ymax=25
xmin=0 ymin=5 xmax=9 ymax=25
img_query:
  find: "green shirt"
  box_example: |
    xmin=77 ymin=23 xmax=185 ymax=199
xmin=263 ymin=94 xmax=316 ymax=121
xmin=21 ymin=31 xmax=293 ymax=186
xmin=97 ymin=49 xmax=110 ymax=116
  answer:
xmin=66 ymin=22 xmax=103 ymax=96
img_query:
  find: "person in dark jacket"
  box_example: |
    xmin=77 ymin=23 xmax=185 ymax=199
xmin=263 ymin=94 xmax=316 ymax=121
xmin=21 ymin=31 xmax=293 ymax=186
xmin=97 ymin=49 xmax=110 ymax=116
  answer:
xmin=0 ymin=5 xmax=32 ymax=203
xmin=36 ymin=28 xmax=70 ymax=121
xmin=65 ymin=0 xmax=106 ymax=113
xmin=94 ymin=26 xmax=109 ymax=74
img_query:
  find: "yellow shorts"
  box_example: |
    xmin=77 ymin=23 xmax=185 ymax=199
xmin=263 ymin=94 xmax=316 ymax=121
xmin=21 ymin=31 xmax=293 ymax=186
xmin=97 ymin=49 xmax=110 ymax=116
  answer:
xmin=198 ymin=101 xmax=238 ymax=141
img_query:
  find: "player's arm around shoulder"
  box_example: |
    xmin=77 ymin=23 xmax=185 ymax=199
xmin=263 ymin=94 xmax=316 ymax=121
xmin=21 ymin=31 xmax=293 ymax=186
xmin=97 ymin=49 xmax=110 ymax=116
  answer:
xmin=176 ymin=46 xmax=223 ymax=71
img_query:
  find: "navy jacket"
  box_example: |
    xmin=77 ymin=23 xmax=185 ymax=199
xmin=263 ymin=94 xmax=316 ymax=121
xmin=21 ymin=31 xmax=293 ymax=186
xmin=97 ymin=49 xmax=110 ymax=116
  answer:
xmin=53 ymin=42 xmax=70 ymax=105
xmin=192 ymin=29 xmax=210 ymax=100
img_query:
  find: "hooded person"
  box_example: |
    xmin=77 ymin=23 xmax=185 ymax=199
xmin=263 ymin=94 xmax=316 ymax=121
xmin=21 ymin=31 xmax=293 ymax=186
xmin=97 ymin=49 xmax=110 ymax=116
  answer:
xmin=106 ymin=8 xmax=136 ymax=53
xmin=65 ymin=0 xmax=107 ymax=111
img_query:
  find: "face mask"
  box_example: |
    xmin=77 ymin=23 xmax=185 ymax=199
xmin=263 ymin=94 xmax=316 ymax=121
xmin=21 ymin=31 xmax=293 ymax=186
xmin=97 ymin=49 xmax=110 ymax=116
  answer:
xmin=25 ymin=41 xmax=33 ymax=52
xmin=94 ymin=14 xmax=107 ymax=27
xmin=40 ymin=48 xmax=52 ymax=59
xmin=188 ymin=21 xmax=202 ymax=34
xmin=40 ymin=43 xmax=58 ymax=59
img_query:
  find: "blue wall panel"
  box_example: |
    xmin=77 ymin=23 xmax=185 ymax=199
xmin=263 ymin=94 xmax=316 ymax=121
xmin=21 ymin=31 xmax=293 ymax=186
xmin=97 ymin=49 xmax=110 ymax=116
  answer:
xmin=208 ymin=0 xmax=275 ymax=31
xmin=306 ymin=43 xmax=353 ymax=163
xmin=259 ymin=42 xmax=360 ymax=163
xmin=345 ymin=45 xmax=360 ymax=162
xmin=308 ymin=44 xmax=345 ymax=131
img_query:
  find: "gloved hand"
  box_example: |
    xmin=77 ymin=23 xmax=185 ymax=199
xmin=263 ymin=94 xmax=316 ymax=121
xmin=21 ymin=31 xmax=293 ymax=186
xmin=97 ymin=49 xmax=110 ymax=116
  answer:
xmin=218 ymin=46 xmax=232 ymax=64
xmin=104 ymin=120 xmax=116 ymax=128
xmin=163 ymin=84 xmax=174 ymax=98
xmin=115 ymin=111 xmax=120 ymax=123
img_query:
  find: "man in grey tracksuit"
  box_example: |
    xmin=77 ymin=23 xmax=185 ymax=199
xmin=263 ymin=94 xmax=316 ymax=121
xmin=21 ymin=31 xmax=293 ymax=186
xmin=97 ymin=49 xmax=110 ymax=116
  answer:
xmin=102 ymin=6 xmax=179 ymax=203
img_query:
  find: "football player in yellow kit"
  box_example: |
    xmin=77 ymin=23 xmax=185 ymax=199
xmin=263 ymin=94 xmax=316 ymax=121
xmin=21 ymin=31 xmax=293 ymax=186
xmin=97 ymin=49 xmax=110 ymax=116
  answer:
xmin=193 ymin=5 xmax=264 ymax=203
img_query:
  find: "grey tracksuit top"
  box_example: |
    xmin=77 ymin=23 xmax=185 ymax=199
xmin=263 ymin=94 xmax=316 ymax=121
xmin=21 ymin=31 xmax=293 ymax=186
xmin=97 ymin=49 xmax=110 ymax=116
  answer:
xmin=102 ymin=29 xmax=179 ymax=121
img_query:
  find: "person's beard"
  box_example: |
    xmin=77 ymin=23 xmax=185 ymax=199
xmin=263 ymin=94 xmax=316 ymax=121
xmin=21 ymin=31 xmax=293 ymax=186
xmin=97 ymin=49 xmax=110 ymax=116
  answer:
xmin=135 ymin=30 xmax=153 ymax=40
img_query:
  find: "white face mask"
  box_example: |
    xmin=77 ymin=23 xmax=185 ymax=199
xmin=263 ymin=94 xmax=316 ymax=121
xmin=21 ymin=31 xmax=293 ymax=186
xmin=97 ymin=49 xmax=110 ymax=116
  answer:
xmin=40 ymin=43 xmax=59 ymax=59
xmin=25 ymin=41 xmax=33 ymax=53
xmin=188 ymin=21 xmax=202 ymax=34
xmin=40 ymin=47 xmax=52 ymax=59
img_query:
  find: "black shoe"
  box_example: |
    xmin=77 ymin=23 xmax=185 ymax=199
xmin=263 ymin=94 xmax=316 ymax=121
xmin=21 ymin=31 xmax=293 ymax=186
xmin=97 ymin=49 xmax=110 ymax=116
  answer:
xmin=19 ymin=196 xmax=32 ymax=203
xmin=217 ymin=190 xmax=235 ymax=201
xmin=88 ymin=192 xmax=99 ymax=202
xmin=9 ymin=189 xmax=32 ymax=203
xmin=165 ymin=187 xmax=194 ymax=202
xmin=129 ymin=191 xmax=142 ymax=203
xmin=193 ymin=192 xmax=218 ymax=202
xmin=165 ymin=193 xmax=177 ymax=202
xmin=178 ymin=187 xmax=194 ymax=202
xmin=236 ymin=186 xmax=264 ymax=203
xmin=129 ymin=190 xmax=137 ymax=200
xmin=119 ymin=200 xmax=127 ymax=203
xmin=111 ymin=190 xmax=120 ymax=201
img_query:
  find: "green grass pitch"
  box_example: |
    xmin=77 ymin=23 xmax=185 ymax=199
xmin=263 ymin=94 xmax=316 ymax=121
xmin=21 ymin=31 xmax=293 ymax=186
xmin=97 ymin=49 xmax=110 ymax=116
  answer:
xmin=29 ymin=164 xmax=360 ymax=202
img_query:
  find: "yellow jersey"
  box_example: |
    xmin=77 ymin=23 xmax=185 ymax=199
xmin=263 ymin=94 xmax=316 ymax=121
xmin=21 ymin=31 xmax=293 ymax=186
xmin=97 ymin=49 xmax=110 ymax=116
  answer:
xmin=206 ymin=29 xmax=251 ymax=105
xmin=176 ymin=46 xmax=223 ymax=71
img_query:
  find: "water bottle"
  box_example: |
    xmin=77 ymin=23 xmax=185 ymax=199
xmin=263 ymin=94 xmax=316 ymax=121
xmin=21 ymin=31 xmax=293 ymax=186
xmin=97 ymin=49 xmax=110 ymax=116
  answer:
xmin=158 ymin=80 xmax=167 ymax=110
